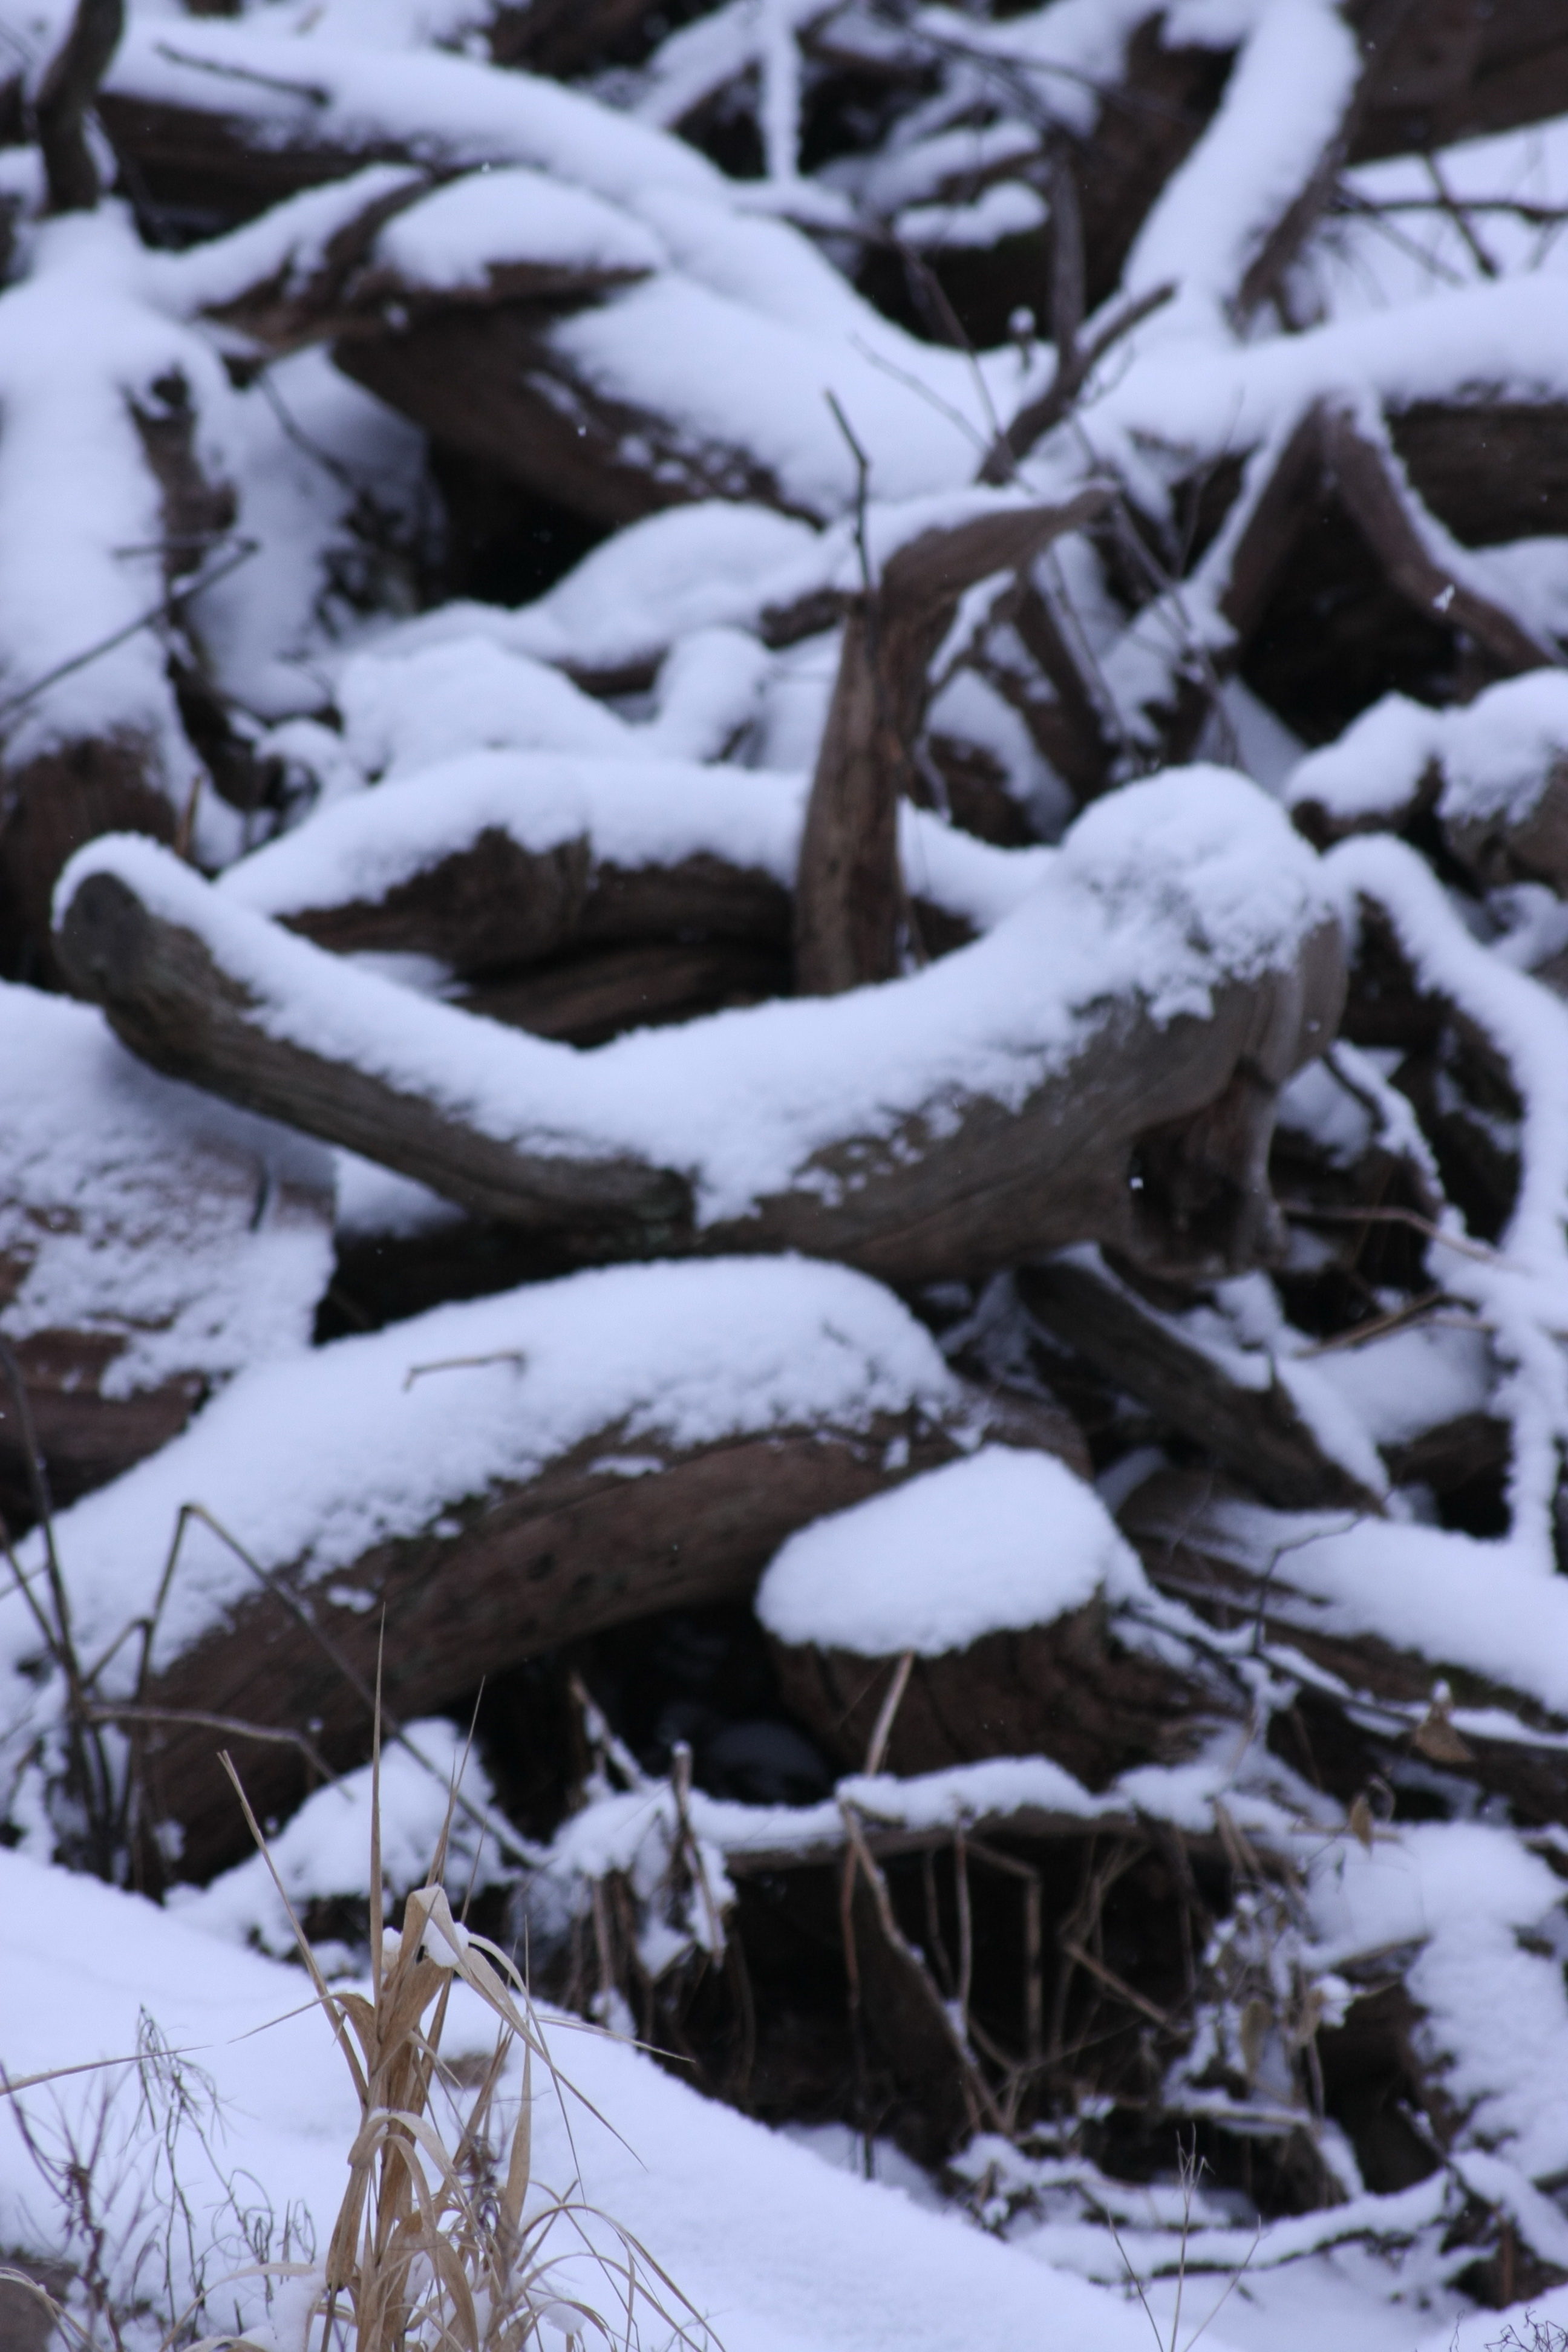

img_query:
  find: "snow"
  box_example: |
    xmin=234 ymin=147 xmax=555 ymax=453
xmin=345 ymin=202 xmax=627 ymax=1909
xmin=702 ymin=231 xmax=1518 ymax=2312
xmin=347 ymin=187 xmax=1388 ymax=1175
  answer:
xmin=1306 ymin=1821 xmax=1568 ymax=2191
xmin=336 ymin=640 xmax=635 ymax=777
xmin=0 ymin=208 xmax=227 ymax=803
xmin=362 ymin=501 xmax=818 ymax=678
xmin=169 ymin=1719 xmax=515 ymax=1957
xmin=66 ymin=766 xmax=1330 ymax=1231
xmin=0 ymin=1842 xmax=1200 ymax=2352
xmin=0 ymin=981 xmax=332 ymax=1399
xmin=1174 ymin=1495 xmax=1568 ymax=1721
xmin=1122 ymin=0 xmax=1361 ymax=335
xmin=1284 ymin=675 xmax=1568 ymax=835
xmin=370 ymin=165 xmax=666 ymax=289
xmin=756 ymin=1446 xmax=1150 ymax=1656
xmin=107 ymin=19 xmax=1021 ymax=523
xmin=11 ymin=4 xmax=1568 ymax=2342
xmin=1323 ymin=832 xmax=1568 ymax=1565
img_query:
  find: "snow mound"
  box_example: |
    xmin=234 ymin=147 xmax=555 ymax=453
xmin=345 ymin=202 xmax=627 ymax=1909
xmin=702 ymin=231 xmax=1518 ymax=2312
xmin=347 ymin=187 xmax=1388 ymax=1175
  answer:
xmin=756 ymin=1447 xmax=1149 ymax=1656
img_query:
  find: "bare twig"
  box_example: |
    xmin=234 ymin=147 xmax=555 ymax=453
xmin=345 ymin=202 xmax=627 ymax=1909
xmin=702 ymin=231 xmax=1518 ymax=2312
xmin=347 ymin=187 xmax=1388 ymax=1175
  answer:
xmin=0 ymin=538 xmax=258 ymax=728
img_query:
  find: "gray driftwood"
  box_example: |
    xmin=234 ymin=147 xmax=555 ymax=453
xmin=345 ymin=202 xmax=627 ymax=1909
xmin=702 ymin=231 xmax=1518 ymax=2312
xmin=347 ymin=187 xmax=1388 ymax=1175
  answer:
xmin=57 ymin=855 xmax=1345 ymax=1287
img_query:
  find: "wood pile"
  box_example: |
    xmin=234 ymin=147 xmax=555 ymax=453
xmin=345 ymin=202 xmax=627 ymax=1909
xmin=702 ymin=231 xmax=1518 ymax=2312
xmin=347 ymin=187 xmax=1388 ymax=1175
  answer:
xmin=8 ymin=0 xmax=1568 ymax=2302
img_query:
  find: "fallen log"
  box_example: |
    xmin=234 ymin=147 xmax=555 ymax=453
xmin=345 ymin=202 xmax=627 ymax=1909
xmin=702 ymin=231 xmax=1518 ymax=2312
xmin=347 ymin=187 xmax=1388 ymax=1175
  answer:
xmin=214 ymin=748 xmax=1054 ymax=985
xmin=1350 ymin=0 xmax=1568 ymax=162
xmin=1018 ymin=1251 xmax=1384 ymax=1515
xmin=759 ymin=1449 xmax=1244 ymax=1786
xmin=5 ymin=1255 xmax=1082 ymax=1878
xmin=0 ymin=980 xmax=332 ymax=1532
xmin=186 ymin=163 xmax=659 ymax=359
xmin=38 ymin=0 xmax=126 ymax=216
xmin=140 ymin=107 xmax=993 ymax=524
xmin=458 ymin=940 xmax=790 ymax=1044
xmin=57 ymin=769 xmax=1345 ymax=1287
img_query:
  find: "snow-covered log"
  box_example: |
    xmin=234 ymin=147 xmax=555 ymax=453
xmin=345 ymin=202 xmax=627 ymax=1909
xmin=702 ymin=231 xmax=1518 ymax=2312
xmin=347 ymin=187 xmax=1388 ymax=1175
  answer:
xmin=0 ymin=981 xmax=332 ymax=1531
xmin=57 ymin=772 xmax=1344 ymax=1286
xmin=1122 ymin=1468 xmax=1568 ymax=1832
xmin=214 ymin=748 xmax=1056 ymax=1001
xmin=1288 ymin=675 xmax=1568 ymax=902
xmin=1018 ymin=1251 xmax=1384 ymax=1514
xmin=4 ymin=1256 xmax=1079 ymax=1876
xmin=759 ymin=1450 xmax=1245 ymax=1784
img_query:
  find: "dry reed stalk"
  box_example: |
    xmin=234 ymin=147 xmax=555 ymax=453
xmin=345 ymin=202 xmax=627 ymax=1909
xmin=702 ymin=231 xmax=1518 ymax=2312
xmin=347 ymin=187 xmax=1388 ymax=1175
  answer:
xmin=218 ymin=1704 xmax=710 ymax=2352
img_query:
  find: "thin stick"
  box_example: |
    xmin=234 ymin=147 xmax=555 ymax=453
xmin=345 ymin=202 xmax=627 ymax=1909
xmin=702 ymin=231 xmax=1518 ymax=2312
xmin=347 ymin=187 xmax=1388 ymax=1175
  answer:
xmin=1277 ymin=1197 xmax=1500 ymax=1266
xmin=1293 ymin=1288 xmax=1452 ymax=1357
xmin=863 ymin=1650 xmax=913 ymax=1775
xmin=0 ymin=540 xmax=258 ymax=727
xmin=83 ymin=1705 xmax=334 ymax=1779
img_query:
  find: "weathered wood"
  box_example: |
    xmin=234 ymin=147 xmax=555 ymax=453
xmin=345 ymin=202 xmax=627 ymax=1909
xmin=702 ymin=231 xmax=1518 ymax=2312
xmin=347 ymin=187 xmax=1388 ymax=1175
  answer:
xmin=1350 ymin=0 xmax=1568 ymax=162
xmin=1017 ymin=1254 xmax=1383 ymax=1515
xmin=202 ymin=176 xmax=650 ymax=359
xmin=0 ymin=738 xmax=176 ymax=987
xmin=38 ymin=0 xmax=125 ymax=214
xmin=139 ymin=1399 xmax=1079 ymax=1881
xmin=0 ymin=362 xmax=234 ymax=981
xmin=459 ymin=939 xmax=789 ymax=1044
xmin=483 ymin=0 xmax=664 ymax=77
xmin=278 ymin=834 xmax=788 ymax=972
xmin=793 ymin=492 xmax=1108 ymax=993
xmin=0 ymin=1331 xmax=201 ymax=1537
xmin=1320 ymin=406 xmax=1557 ymax=677
xmin=56 ymin=836 xmax=1346 ymax=1288
xmin=771 ymin=1596 xmax=1236 ymax=1788
xmin=59 ymin=864 xmax=695 ymax=1258
xmin=1391 ymin=403 xmax=1568 ymax=546
xmin=337 ymin=304 xmax=797 ymax=527
xmin=0 ymin=979 xmax=333 ymax=1532
xmin=255 ymin=820 xmax=984 ymax=1007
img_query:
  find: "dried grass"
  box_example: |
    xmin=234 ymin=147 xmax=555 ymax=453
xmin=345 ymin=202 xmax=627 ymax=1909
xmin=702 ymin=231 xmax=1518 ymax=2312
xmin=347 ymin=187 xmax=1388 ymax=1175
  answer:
xmin=4 ymin=1706 xmax=711 ymax=2352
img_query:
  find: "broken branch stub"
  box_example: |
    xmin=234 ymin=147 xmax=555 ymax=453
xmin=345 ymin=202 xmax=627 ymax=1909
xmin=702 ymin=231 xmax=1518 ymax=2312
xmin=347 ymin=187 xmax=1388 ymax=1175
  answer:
xmin=56 ymin=776 xmax=1345 ymax=1288
xmin=794 ymin=491 xmax=1109 ymax=995
xmin=758 ymin=1449 xmax=1245 ymax=1792
xmin=774 ymin=1604 xmax=1236 ymax=1788
xmin=37 ymin=0 xmax=125 ymax=215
